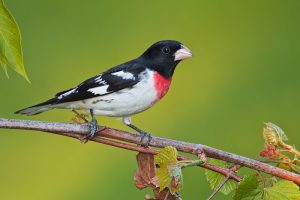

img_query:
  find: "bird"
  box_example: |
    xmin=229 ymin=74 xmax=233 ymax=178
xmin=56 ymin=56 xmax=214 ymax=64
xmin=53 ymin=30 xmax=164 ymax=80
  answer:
xmin=15 ymin=40 xmax=192 ymax=146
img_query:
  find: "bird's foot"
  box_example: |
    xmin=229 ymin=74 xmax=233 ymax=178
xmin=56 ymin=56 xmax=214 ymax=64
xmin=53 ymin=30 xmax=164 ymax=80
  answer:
xmin=123 ymin=122 xmax=152 ymax=148
xmin=138 ymin=131 xmax=152 ymax=148
xmin=89 ymin=117 xmax=98 ymax=138
xmin=80 ymin=117 xmax=98 ymax=143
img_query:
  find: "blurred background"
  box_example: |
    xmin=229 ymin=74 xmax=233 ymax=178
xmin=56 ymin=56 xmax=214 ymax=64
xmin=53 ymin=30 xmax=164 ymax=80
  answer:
xmin=0 ymin=0 xmax=300 ymax=199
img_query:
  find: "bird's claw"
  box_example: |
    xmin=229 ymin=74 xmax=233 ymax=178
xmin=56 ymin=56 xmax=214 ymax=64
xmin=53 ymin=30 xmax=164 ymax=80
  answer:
xmin=138 ymin=131 xmax=152 ymax=148
xmin=81 ymin=118 xmax=98 ymax=143
xmin=124 ymin=123 xmax=152 ymax=148
xmin=89 ymin=117 xmax=98 ymax=138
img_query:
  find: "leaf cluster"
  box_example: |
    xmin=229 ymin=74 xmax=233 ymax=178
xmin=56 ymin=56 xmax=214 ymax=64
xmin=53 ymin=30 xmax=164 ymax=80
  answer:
xmin=260 ymin=122 xmax=300 ymax=174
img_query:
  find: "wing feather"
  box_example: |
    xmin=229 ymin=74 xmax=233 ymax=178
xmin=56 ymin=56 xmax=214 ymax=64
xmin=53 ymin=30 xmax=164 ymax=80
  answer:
xmin=52 ymin=62 xmax=146 ymax=104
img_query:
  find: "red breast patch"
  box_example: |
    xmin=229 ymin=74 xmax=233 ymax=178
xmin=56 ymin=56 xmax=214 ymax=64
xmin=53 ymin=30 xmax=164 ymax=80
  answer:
xmin=153 ymin=72 xmax=172 ymax=101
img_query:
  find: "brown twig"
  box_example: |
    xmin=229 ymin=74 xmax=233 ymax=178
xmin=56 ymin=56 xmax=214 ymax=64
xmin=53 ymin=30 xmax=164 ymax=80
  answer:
xmin=71 ymin=110 xmax=89 ymax=123
xmin=206 ymin=164 xmax=241 ymax=200
xmin=164 ymin=191 xmax=170 ymax=200
xmin=280 ymin=143 xmax=300 ymax=158
xmin=1 ymin=118 xmax=300 ymax=185
xmin=207 ymin=176 xmax=230 ymax=200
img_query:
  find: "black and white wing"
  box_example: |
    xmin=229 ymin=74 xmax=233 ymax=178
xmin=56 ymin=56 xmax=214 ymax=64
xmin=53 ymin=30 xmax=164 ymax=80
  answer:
xmin=55 ymin=62 xmax=146 ymax=103
xmin=15 ymin=62 xmax=146 ymax=115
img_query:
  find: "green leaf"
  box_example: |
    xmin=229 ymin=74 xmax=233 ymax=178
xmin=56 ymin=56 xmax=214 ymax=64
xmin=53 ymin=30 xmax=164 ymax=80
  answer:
xmin=0 ymin=0 xmax=29 ymax=82
xmin=204 ymin=158 xmax=237 ymax=195
xmin=263 ymin=180 xmax=300 ymax=200
xmin=154 ymin=146 xmax=183 ymax=195
xmin=263 ymin=122 xmax=287 ymax=146
xmin=233 ymin=174 xmax=263 ymax=200
xmin=233 ymin=174 xmax=300 ymax=200
xmin=0 ymin=52 xmax=8 ymax=76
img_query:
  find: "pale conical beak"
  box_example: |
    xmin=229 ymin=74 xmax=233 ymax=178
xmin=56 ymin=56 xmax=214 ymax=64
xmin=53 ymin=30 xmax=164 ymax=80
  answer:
xmin=174 ymin=45 xmax=193 ymax=61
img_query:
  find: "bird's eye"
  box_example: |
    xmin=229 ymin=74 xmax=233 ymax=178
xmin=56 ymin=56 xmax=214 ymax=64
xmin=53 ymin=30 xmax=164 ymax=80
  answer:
xmin=162 ymin=46 xmax=170 ymax=54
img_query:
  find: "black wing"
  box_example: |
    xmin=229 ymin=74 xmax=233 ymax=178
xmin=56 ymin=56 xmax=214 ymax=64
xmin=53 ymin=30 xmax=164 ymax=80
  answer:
xmin=51 ymin=61 xmax=146 ymax=104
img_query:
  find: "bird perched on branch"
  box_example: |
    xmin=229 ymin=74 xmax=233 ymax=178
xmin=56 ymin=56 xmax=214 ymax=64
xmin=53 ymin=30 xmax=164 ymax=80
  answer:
xmin=16 ymin=40 xmax=192 ymax=146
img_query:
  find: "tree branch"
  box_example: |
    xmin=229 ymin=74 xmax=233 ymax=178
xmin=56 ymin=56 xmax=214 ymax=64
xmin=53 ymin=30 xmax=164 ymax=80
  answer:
xmin=1 ymin=118 xmax=299 ymax=185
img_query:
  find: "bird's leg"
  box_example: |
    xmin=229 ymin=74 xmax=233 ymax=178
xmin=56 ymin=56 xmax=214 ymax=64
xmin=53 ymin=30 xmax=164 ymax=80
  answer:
xmin=88 ymin=109 xmax=98 ymax=138
xmin=122 ymin=117 xmax=152 ymax=148
xmin=127 ymin=124 xmax=153 ymax=148
xmin=80 ymin=109 xmax=99 ymax=142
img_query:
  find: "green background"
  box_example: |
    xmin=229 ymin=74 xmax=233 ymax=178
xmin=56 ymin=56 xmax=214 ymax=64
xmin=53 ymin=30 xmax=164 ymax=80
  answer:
xmin=1 ymin=0 xmax=300 ymax=199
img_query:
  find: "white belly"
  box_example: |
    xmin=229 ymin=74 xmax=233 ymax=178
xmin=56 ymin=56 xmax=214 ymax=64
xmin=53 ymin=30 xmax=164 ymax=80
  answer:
xmin=57 ymin=70 xmax=157 ymax=117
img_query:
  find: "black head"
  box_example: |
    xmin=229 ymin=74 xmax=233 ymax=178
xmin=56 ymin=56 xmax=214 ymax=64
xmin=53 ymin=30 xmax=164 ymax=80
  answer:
xmin=139 ymin=40 xmax=192 ymax=78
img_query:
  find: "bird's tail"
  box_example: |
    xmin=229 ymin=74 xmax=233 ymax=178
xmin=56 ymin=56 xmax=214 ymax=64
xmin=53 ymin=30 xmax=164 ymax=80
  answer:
xmin=15 ymin=106 xmax=52 ymax=115
xmin=15 ymin=98 xmax=57 ymax=115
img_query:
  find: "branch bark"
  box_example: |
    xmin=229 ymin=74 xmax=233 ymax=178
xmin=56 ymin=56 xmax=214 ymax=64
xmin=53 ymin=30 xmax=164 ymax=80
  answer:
xmin=1 ymin=118 xmax=300 ymax=185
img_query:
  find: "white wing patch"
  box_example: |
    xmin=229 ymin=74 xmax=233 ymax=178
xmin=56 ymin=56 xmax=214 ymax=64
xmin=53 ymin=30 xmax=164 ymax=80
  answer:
xmin=88 ymin=85 xmax=109 ymax=95
xmin=95 ymin=75 xmax=107 ymax=84
xmin=57 ymin=88 xmax=77 ymax=99
xmin=112 ymin=71 xmax=135 ymax=80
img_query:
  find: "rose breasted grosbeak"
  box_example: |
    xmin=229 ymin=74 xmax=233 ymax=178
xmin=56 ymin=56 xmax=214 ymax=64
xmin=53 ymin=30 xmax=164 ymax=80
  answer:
xmin=16 ymin=40 xmax=192 ymax=145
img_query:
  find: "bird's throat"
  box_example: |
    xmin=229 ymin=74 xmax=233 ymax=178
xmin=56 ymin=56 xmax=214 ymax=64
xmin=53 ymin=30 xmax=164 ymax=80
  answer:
xmin=153 ymin=71 xmax=172 ymax=101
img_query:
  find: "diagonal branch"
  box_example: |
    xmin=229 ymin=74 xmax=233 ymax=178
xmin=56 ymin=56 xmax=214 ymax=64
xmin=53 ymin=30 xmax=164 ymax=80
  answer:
xmin=207 ymin=176 xmax=230 ymax=200
xmin=1 ymin=118 xmax=300 ymax=185
xmin=206 ymin=164 xmax=241 ymax=200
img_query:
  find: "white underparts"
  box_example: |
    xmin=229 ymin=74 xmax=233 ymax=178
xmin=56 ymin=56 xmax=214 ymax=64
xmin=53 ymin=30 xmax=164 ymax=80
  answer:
xmin=56 ymin=69 xmax=157 ymax=117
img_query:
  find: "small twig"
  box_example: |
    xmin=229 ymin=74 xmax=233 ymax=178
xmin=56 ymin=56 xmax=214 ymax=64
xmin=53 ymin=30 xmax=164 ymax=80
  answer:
xmin=280 ymin=143 xmax=300 ymax=157
xmin=207 ymin=175 xmax=230 ymax=200
xmin=71 ymin=110 xmax=89 ymax=123
xmin=164 ymin=191 xmax=170 ymax=200
xmin=206 ymin=164 xmax=241 ymax=200
xmin=257 ymin=158 xmax=291 ymax=164
xmin=230 ymin=164 xmax=241 ymax=172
